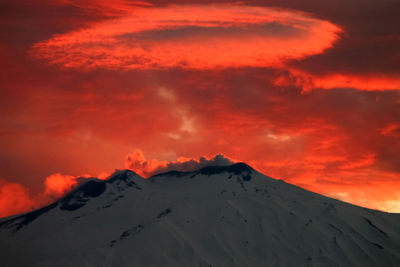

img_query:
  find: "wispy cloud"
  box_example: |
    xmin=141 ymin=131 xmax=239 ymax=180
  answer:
xmin=31 ymin=4 xmax=341 ymax=70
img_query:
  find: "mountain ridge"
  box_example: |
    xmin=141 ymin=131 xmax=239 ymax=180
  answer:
xmin=1 ymin=162 xmax=399 ymax=266
xmin=0 ymin=162 xmax=256 ymax=222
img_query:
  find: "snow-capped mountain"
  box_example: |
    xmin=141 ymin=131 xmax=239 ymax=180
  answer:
xmin=1 ymin=163 xmax=399 ymax=267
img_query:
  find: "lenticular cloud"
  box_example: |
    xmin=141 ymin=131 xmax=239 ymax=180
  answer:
xmin=32 ymin=4 xmax=341 ymax=70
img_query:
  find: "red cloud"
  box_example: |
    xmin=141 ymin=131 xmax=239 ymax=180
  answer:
xmin=0 ymin=181 xmax=35 ymax=218
xmin=44 ymin=173 xmax=79 ymax=197
xmin=0 ymin=173 xmax=108 ymax=218
xmin=31 ymin=4 xmax=341 ymax=70
xmin=126 ymin=149 xmax=234 ymax=177
xmin=311 ymin=74 xmax=400 ymax=91
xmin=275 ymin=70 xmax=400 ymax=92
xmin=54 ymin=0 xmax=153 ymax=16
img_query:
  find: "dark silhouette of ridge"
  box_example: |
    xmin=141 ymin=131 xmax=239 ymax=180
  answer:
xmin=150 ymin=162 xmax=253 ymax=178
xmin=0 ymin=163 xmax=253 ymax=230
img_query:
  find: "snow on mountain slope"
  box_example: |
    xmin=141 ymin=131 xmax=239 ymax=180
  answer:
xmin=0 ymin=163 xmax=399 ymax=267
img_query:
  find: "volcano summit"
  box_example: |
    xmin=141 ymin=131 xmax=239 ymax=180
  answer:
xmin=1 ymin=163 xmax=399 ymax=266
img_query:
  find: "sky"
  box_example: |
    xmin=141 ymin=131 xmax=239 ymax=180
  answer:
xmin=0 ymin=0 xmax=399 ymax=217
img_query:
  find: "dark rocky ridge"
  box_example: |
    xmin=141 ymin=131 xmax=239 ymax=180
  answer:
xmin=0 ymin=162 xmax=253 ymax=231
xmin=150 ymin=162 xmax=253 ymax=179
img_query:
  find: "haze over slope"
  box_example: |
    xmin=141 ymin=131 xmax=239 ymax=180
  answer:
xmin=1 ymin=163 xmax=399 ymax=267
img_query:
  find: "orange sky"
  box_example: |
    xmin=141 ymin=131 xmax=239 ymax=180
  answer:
xmin=0 ymin=0 xmax=399 ymax=217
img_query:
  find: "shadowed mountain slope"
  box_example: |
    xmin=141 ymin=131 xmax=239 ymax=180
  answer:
xmin=1 ymin=163 xmax=399 ymax=267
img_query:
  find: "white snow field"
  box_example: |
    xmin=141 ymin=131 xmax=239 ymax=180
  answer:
xmin=1 ymin=163 xmax=399 ymax=267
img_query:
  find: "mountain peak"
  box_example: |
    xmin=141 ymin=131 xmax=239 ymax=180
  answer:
xmin=199 ymin=162 xmax=252 ymax=175
xmin=60 ymin=179 xmax=106 ymax=211
xmin=198 ymin=162 xmax=253 ymax=180
xmin=107 ymin=169 xmax=141 ymax=183
xmin=151 ymin=162 xmax=253 ymax=179
xmin=55 ymin=170 xmax=143 ymax=212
